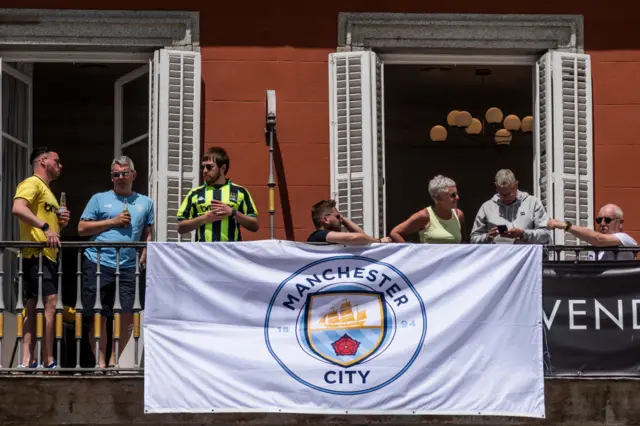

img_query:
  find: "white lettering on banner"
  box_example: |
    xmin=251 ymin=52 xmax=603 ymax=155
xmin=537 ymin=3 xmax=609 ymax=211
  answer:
xmin=595 ymin=300 xmax=623 ymax=330
xmin=543 ymin=300 xmax=561 ymax=329
xmin=568 ymin=300 xmax=587 ymax=330
xmin=544 ymin=299 xmax=640 ymax=330
xmin=265 ymin=256 xmax=426 ymax=395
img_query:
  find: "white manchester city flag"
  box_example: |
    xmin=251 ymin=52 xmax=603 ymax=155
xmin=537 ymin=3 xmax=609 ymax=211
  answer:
xmin=144 ymin=241 xmax=544 ymax=417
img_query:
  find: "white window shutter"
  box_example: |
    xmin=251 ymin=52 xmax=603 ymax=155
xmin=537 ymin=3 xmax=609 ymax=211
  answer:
xmin=329 ymin=51 xmax=384 ymax=237
xmin=551 ymin=52 xmax=594 ymax=248
xmin=534 ymin=53 xmax=554 ymax=240
xmin=152 ymin=49 xmax=201 ymax=242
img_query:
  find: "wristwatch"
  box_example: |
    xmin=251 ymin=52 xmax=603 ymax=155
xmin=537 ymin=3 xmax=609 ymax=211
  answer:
xmin=40 ymin=223 xmax=50 ymax=232
xmin=564 ymin=221 xmax=572 ymax=231
xmin=231 ymin=208 xmax=237 ymax=218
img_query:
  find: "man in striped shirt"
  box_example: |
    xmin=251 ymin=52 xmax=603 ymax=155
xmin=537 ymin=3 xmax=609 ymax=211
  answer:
xmin=177 ymin=147 xmax=259 ymax=241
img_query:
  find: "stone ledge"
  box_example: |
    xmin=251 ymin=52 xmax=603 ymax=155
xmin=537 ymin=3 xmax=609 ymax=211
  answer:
xmin=0 ymin=8 xmax=199 ymax=49
xmin=338 ymin=13 xmax=583 ymax=53
xmin=1 ymin=377 xmax=639 ymax=425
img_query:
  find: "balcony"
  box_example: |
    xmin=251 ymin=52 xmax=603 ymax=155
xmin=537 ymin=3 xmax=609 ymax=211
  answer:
xmin=0 ymin=241 xmax=639 ymax=426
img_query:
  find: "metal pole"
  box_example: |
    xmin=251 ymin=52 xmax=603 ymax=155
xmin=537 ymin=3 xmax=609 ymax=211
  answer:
xmin=74 ymin=248 xmax=83 ymax=373
xmin=55 ymin=251 xmax=63 ymax=368
xmin=265 ymin=90 xmax=276 ymax=240
xmin=15 ymin=252 xmax=24 ymax=368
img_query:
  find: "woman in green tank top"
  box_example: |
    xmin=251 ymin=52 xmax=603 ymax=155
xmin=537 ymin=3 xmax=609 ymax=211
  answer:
xmin=389 ymin=175 xmax=466 ymax=244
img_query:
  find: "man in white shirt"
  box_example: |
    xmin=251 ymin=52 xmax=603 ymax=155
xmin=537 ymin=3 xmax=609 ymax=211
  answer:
xmin=547 ymin=204 xmax=637 ymax=260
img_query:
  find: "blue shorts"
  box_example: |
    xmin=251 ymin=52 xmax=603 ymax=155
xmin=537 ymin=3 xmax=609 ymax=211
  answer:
xmin=82 ymin=257 xmax=138 ymax=316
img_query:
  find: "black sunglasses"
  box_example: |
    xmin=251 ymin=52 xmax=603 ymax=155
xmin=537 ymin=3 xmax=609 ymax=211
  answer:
xmin=595 ymin=216 xmax=615 ymax=224
xmin=111 ymin=171 xmax=131 ymax=179
xmin=449 ymin=192 xmax=459 ymax=199
xmin=201 ymin=164 xmax=214 ymax=171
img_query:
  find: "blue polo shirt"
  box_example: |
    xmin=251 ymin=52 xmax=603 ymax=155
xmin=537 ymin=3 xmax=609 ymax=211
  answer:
xmin=81 ymin=191 xmax=154 ymax=269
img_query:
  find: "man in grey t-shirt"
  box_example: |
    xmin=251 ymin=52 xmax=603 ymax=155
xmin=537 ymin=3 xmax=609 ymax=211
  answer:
xmin=548 ymin=204 xmax=637 ymax=260
xmin=471 ymin=169 xmax=551 ymax=244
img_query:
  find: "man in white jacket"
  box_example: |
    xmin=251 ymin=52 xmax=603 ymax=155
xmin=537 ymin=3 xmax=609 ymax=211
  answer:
xmin=471 ymin=169 xmax=551 ymax=244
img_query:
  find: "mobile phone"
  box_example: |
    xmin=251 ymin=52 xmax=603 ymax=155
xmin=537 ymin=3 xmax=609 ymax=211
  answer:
xmin=497 ymin=225 xmax=508 ymax=234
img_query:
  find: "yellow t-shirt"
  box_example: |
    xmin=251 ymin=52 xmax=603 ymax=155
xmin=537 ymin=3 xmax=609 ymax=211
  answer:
xmin=14 ymin=175 xmax=60 ymax=262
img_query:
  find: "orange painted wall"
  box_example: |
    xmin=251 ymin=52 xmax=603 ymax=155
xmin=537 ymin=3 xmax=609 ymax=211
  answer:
xmin=6 ymin=1 xmax=640 ymax=241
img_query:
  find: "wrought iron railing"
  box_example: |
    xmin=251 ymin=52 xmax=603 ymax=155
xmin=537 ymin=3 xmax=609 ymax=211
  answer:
xmin=0 ymin=241 xmax=638 ymax=375
xmin=0 ymin=242 xmax=145 ymax=375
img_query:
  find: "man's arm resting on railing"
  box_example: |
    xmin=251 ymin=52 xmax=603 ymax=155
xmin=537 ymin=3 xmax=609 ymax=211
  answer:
xmin=12 ymin=198 xmax=46 ymax=229
xmin=326 ymin=231 xmax=380 ymax=245
xmin=548 ymin=219 xmax=622 ymax=246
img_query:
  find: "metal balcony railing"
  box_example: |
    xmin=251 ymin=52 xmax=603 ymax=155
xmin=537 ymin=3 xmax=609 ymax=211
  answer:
xmin=0 ymin=241 xmax=638 ymax=375
xmin=0 ymin=242 xmax=146 ymax=375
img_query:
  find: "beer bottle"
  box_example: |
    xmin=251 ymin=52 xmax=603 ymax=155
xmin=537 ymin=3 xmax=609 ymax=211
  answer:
xmin=58 ymin=192 xmax=67 ymax=214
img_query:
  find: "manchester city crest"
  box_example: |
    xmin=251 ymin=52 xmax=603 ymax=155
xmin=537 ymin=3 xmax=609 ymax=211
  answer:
xmin=265 ymin=255 xmax=426 ymax=395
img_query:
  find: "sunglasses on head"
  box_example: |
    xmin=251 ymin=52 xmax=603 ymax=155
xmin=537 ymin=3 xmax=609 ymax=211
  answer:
xmin=111 ymin=171 xmax=131 ymax=179
xmin=201 ymin=164 xmax=214 ymax=171
xmin=595 ymin=216 xmax=616 ymax=224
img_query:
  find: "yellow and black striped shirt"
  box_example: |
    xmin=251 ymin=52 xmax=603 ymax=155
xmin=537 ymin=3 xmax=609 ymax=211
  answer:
xmin=177 ymin=180 xmax=258 ymax=242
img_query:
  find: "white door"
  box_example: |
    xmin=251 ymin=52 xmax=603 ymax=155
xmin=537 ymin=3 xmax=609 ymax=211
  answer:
xmin=114 ymin=64 xmax=150 ymax=195
xmin=328 ymin=51 xmax=385 ymax=238
xmin=150 ymin=49 xmax=202 ymax=242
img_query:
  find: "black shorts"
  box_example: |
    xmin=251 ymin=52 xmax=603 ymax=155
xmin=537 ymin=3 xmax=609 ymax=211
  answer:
xmin=82 ymin=257 xmax=138 ymax=316
xmin=22 ymin=257 xmax=58 ymax=300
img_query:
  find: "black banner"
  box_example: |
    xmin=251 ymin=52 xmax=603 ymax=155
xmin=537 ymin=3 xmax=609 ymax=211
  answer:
xmin=543 ymin=262 xmax=640 ymax=376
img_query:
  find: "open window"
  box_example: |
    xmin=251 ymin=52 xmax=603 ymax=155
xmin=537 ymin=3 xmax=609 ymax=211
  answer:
xmin=328 ymin=51 xmax=385 ymax=238
xmin=329 ymin=50 xmax=593 ymax=246
xmin=149 ymin=49 xmax=201 ymax=242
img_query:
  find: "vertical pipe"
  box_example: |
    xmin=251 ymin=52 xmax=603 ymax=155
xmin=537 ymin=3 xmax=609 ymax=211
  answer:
xmin=113 ymin=248 xmax=122 ymax=368
xmin=35 ymin=252 xmax=44 ymax=367
xmin=93 ymin=249 xmax=102 ymax=369
xmin=74 ymin=248 xmax=83 ymax=371
xmin=267 ymin=129 xmax=275 ymax=240
xmin=0 ymin=248 xmax=4 ymax=368
xmin=132 ymin=249 xmax=141 ymax=369
xmin=55 ymin=250 xmax=63 ymax=368
xmin=15 ymin=251 xmax=24 ymax=367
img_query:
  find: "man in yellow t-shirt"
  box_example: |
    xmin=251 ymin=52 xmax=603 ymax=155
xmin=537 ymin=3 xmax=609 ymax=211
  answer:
xmin=12 ymin=147 xmax=70 ymax=369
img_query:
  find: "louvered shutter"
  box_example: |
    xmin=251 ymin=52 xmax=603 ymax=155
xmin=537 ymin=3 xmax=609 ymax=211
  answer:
xmin=534 ymin=53 xmax=554 ymax=240
xmin=551 ymin=52 xmax=594 ymax=247
xmin=153 ymin=49 xmax=201 ymax=242
xmin=149 ymin=55 xmax=159 ymax=239
xmin=329 ymin=51 xmax=384 ymax=237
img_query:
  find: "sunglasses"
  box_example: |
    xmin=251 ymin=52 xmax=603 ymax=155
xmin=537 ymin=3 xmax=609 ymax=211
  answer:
xmin=201 ymin=164 xmax=214 ymax=171
xmin=111 ymin=171 xmax=131 ymax=179
xmin=595 ymin=216 xmax=616 ymax=224
xmin=449 ymin=192 xmax=459 ymax=199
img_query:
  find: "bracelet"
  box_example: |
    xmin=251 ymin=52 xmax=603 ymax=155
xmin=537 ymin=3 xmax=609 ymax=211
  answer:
xmin=564 ymin=221 xmax=572 ymax=231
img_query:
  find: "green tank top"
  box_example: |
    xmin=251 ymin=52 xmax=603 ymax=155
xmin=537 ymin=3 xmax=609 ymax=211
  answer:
xmin=419 ymin=206 xmax=462 ymax=244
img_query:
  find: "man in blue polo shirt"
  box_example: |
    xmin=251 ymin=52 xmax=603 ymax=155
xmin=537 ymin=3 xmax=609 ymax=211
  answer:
xmin=78 ymin=155 xmax=154 ymax=371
